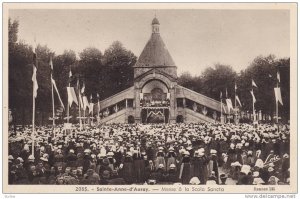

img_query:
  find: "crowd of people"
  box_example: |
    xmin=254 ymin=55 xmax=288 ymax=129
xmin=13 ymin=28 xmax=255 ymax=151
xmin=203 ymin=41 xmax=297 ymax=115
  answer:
xmin=8 ymin=122 xmax=290 ymax=185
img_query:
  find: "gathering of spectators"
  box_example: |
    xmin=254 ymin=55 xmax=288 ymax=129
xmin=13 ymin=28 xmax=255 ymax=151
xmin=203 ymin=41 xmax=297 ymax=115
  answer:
xmin=8 ymin=122 xmax=290 ymax=185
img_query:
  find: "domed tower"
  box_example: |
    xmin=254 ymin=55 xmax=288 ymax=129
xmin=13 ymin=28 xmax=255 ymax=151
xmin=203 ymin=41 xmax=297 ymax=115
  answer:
xmin=133 ymin=17 xmax=177 ymax=79
xmin=152 ymin=17 xmax=160 ymax=33
xmin=133 ymin=17 xmax=178 ymax=123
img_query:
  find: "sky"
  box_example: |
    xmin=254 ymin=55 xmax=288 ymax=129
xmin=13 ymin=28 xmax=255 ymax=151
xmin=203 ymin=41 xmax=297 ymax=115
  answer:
xmin=9 ymin=9 xmax=290 ymax=75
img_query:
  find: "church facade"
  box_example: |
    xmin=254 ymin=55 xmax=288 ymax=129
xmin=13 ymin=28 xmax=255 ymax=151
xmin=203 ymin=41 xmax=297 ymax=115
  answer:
xmin=97 ymin=17 xmax=225 ymax=124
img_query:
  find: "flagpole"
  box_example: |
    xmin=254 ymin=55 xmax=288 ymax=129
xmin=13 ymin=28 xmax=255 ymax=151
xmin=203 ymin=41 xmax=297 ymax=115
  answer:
xmin=51 ymin=67 xmax=55 ymax=135
xmin=91 ymin=105 xmax=93 ymax=125
xmin=276 ymin=73 xmax=279 ymax=124
xmin=67 ymin=79 xmax=70 ymax=123
xmin=83 ymin=106 xmax=85 ymax=129
xmin=32 ymin=64 xmax=35 ymax=156
xmin=78 ymin=78 xmax=82 ymax=131
xmin=234 ymin=83 xmax=237 ymax=109
xmin=220 ymin=92 xmax=223 ymax=124
xmin=221 ymin=98 xmax=223 ymax=118
xmin=252 ymin=88 xmax=255 ymax=122
xmin=97 ymin=98 xmax=100 ymax=120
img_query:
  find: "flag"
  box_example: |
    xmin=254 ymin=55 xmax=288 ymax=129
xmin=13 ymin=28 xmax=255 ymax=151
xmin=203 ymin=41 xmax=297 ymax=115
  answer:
xmin=274 ymin=87 xmax=283 ymax=105
xmin=226 ymin=98 xmax=233 ymax=112
xmin=235 ymin=95 xmax=242 ymax=107
xmin=140 ymin=93 xmax=143 ymax=100
xmin=81 ymin=83 xmax=85 ymax=94
xmin=89 ymin=103 xmax=94 ymax=114
xmin=32 ymin=66 xmax=38 ymax=98
xmin=51 ymin=78 xmax=65 ymax=109
xmin=49 ymin=57 xmax=53 ymax=71
xmin=252 ymin=79 xmax=258 ymax=88
xmin=67 ymin=87 xmax=78 ymax=107
xmin=78 ymin=90 xmax=83 ymax=109
xmin=277 ymin=71 xmax=280 ymax=83
xmin=82 ymin=96 xmax=89 ymax=111
xmin=220 ymin=91 xmax=222 ymax=99
xmin=250 ymin=90 xmax=256 ymax=103
xmin=222 ymin=103 xmax=227 ymax=114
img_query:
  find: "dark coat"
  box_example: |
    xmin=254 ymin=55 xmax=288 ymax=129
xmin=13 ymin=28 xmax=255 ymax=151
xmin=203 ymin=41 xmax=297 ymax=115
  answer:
xmin=179 ymin=156 xmax=191 ymax=184
xmin=191 ymin=156 xmax=209 ymax=184
xmin=133 ymin=155 xmax=146 ymax=183
xmin=120 ymin=157 xmax=134 ymax=184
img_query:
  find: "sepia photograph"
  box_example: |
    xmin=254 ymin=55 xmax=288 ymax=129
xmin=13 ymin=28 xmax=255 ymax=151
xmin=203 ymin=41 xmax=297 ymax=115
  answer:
xmin=2 ymin=2 xmax=298 ymax=194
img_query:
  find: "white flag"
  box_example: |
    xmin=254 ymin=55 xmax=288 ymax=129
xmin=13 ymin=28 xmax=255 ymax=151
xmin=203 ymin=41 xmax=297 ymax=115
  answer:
xmin=250 ymin=90 xmax=256 ymax=103
xmin=277 ymin=71 xmax=280 ymax=83
xmin=252 ymin=79 xmax=258 ymax=88
xmin=235 ymin=95 xmax=242 ymax=107
xmin=140 ymin=93 xmax=143 ymax=100
xmin=51 ymin=78 xmax=65 ymax=109
xmin=274 ymin=87 xmax=283 ymax=105
xmin=222 ymin=103 xmax=227 ymax=114
xmin=89 ymin=103 xmax=94 ymax=114
xmin=32 ymin=66 xmax=38 ymax=98
xmin=226 ymin=98 xmax=233 ymax=112
xmin=81 ymin=83 xmax=85 ymax=94
xmin=82 ymin=96 xmax=89 ymax=111
xmin=67 ymin=87 xmax=78 ymax=107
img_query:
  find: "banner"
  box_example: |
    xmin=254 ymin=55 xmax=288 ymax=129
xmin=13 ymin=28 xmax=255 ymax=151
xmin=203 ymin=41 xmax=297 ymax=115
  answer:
xmin=226 ymin=98 xmax=233 ymax=113
xmin=274 ymin=87 xmax=283 ymax=105
xmin=67 ymin=87 xmax=78 ymax=106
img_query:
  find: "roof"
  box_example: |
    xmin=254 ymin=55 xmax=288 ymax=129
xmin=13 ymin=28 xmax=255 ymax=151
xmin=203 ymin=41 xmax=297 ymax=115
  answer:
xmin=152 ymin=17 xmax=160 ymax=25
xmin=134 ymin=33 xmax=176 ymax=68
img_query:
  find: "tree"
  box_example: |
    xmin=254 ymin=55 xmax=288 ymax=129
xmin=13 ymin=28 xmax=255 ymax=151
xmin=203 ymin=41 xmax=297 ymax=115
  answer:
xmin=102 ymin=41 xmax=137 ymax=98
xmin=178 ymin=72 xmax=195 ymax=90
xmin=53 ymin=50 xmax=77 ymax=105
xmin=77 ymin=47 xmax=103 ymax=99
xmin=238 ymin=55 xmax=290 ymax=122
xmin=201 ymin=64 xmax=237 ymax=100
xmin=9 ymin=18 xmax=18 ymax=45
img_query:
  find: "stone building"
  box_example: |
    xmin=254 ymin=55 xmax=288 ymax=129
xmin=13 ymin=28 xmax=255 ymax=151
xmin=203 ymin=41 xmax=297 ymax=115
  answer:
xmin=97 ymin=17 xmax=225 ymax=124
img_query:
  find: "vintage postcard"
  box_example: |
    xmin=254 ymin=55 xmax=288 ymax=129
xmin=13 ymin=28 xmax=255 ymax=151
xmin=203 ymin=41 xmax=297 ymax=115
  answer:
xmin=2 ymin=2 xmax=297 ymax=194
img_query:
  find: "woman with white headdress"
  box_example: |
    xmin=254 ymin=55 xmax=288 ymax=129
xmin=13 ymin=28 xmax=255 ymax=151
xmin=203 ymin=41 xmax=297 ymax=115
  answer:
xmin=191 ymin=148 xmax=209 ymax=184
xmin=179 ymin=150 xmax=191 ymax=184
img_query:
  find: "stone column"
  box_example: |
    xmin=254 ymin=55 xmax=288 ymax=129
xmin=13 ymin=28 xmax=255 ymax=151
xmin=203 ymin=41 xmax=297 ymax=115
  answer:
xmin=134 ymin=85 xmax=141 ymax=123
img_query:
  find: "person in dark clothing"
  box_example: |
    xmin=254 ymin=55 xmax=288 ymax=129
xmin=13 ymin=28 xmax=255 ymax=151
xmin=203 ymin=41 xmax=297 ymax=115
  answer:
xmin=120 ymin=152 xmax=134 ymax=184
xmin=208 ymin=149 xmax=219 ymax=184
xmin=179 ymin=151 xmax=191 ymax=185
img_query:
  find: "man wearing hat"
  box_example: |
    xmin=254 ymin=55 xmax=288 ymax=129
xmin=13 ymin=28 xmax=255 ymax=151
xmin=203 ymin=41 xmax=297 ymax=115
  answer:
xmin=208 ymin=149 xmax=219 ymax=184
xmin=66 ymin=149 xmax=77 ymax=168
